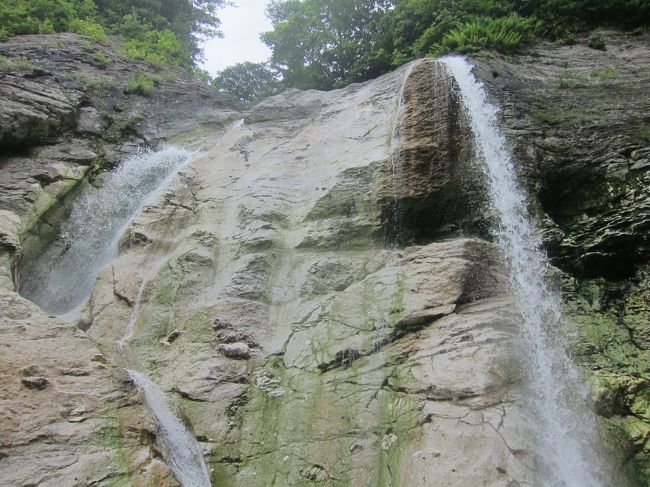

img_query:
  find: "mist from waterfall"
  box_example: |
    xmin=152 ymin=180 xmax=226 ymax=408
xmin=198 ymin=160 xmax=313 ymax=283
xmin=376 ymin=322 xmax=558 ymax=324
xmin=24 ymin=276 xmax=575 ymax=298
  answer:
xmin=128 ymin=370 xmax=212 ymax=487
xmin=440 ymin=55 xmax=613 ymax=486
xmin=19 ymin=147 xmax=193 ymax=315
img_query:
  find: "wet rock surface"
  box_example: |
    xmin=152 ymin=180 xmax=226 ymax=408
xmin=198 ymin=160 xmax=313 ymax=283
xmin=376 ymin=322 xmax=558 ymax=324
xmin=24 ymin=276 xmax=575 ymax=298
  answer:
xmin=0 ymin=287 xmax=174 ymax=487
xmin=83 ymin=62 xmax=535 ymax=486
xmin=0 ymin=33 xmax=243 ymax=293
xmin=1 ymin=30 xmax=649 ymax=486
xmin=472 ymin=30 xmax=650 ymax=484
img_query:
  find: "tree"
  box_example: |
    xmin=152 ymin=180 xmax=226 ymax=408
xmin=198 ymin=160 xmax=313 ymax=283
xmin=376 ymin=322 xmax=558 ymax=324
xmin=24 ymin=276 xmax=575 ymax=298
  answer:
xmin=261 ymin=0 xmax=393 ymax=90
xmin=94 ymin=0 xmax=226 ymax=62
xmin=212 ymin=62 xmax=283 ymax=103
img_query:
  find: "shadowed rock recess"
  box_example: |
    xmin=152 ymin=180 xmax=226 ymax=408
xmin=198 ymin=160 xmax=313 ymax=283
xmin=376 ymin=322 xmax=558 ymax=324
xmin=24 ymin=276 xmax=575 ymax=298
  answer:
xmin=0 ymin=32 xmax=648 ymax=486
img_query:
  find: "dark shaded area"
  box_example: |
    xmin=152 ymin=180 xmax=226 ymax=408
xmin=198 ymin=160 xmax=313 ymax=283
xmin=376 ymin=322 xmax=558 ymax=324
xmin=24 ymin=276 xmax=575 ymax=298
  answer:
xmin=379 ymin=60 xmax=490 ymax=247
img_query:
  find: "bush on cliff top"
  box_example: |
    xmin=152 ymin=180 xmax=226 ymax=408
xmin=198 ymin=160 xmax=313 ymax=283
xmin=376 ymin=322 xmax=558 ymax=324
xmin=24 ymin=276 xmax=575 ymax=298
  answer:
xmin=0 ymin=0 xmax=225 ymax=67
xmin=434 ymin=13 xmax=540 ymax=55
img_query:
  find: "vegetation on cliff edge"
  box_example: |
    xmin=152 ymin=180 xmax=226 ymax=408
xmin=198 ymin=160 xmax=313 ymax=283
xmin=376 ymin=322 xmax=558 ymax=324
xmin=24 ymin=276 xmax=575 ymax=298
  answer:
xmin=214 ymin=0 xmax=650 ymax=101
xmin=0 ymin=0 xmax=224 ymax=67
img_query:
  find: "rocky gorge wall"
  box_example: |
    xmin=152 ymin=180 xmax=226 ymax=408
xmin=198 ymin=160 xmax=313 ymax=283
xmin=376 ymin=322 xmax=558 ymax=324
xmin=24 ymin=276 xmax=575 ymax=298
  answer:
xmin=472 ymin=31 xmax=650 ymax=484
xmin=0 ymin=31 xmax=648 ymax=486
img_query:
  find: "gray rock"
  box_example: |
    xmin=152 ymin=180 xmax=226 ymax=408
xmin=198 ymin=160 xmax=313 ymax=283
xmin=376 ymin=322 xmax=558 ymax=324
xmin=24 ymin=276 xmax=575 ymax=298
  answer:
xmin=21 ymin=376 xmax=48 ymax=390
xmin=220 ymin=343 xmax=253 ymax=360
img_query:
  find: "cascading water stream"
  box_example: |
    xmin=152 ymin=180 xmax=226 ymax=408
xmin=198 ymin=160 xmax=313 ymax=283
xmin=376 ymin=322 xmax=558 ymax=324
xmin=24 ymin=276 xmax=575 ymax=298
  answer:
xmin=17 ymin=145 xmax=212 ymax=486
xmin=441 ymin=56 xmax=613 ymax=486
xmin=19 ymin=146 xmax=193 ymax=315
xmin=128 ymin=370 xmax=212 ymax=487
xmin=388 ymin=62 xmax=416 ymax=246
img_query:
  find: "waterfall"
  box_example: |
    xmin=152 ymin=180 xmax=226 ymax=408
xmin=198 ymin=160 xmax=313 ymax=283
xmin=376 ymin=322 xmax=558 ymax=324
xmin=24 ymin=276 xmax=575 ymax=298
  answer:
xmin=127 ymin=370 xmax=212 ymax=487
xmin=17 ymin=145 xmax=211 ymax=484
xmin=19 ymin=147 xmax=193 ymax=315
xmin=440 ymin=56 xmax=611 ymax=486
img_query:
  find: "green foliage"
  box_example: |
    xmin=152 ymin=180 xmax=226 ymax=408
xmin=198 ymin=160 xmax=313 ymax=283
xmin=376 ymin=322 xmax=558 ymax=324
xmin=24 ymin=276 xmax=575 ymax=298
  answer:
xmin=533 ymin=107 xmax=597 ymax=125
xmin=261 ymin=0 xmax=650 ymax=91
xmin=554 ymin=67 xmax=621 ymax=89
xmin=262 ymin=0 xmax=393 ymax=90
xmin=38 ymin=19 xmax=55 ymax=34
xmin=515 ymin=0 xmax=650 ymax=33
xmin=389 ymin=0 xmax=516 ymax=63
xmin=588 ymin=32 xmax=606 ymax=51
xmin=69 ymin=18 xmax=107 ymax=43
xmin=92 ymin=155 xmax=115 ymax=172
xmin=435 ymin=13 xmax=540 ymax=54
xmin=554 ymin=68 xmax=590 ymax=88
xmin=124 ymin=72 xmax=157 ymax=96
xmin=123 ymin=29 xmax=189 ymax=66
xmin=212 ymin=62 xmax=283 ymax=103
xmin=634 ymin=126 xmax=650 ymax=144
xmin=190 ymin=67 xmax=212 ymax=84
xmin=92 ymin=52 xmax=111 ymax=65
xmin=0 ymin=0 xmax=225 ymax=67
xmin=0 ymin=54 xmax=39 ymax=71
xmin=94 ymin=0 xmax=225 ymax=62
xmin=65 ymin=71 xmax=116 ymax=91
xmin=590 ymin=67 xmax=619 ymax=81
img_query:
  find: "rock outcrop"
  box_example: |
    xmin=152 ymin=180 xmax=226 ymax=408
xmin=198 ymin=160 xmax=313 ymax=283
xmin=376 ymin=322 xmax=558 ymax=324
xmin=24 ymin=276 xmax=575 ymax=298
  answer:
xmin=0 ymin=33 xmax=242 ymax=487
xmin=0 ymin=33 xmax=243 ymax=292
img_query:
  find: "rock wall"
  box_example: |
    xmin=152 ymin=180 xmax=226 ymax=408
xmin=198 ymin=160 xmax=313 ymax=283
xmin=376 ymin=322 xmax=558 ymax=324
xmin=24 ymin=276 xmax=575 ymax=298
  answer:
xmin=472 ymin=30 xmax=650 ymax=484
xmin=1 ymin=30 xmax=648 ymax=486
xmin=0 ymin=34 xmax=242 ymax=487
xmin=83 ymin=61 xmax=536 ymax=486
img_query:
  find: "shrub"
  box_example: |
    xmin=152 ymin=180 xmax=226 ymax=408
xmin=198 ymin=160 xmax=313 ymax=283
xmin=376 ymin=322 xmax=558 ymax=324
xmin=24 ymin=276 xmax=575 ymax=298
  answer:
xmin=125 ymin=73 xmax=157 ymax=96
xmin=554 ymin=68 xmax=590 ymax=88
xmin=0 ymin=54 xmax=38 ymax=71
xmin=434 ymin=13 xmax=540 ymax=55
xmin=634 ymin=125 xmax=650 ymax=144
xmin=588 ymin=32 xmax=606 ymax=51
xmin=590 ymin=68 xmax=619 ymax=82
xmin=69 ymin=18 xmax=107 ymax=43
xmin=92 ymin=52 xmax=111 ymax=65
xmin=38 ymin=19 xmax=55 ymax=34
xmin=190 ymin=67 xmax=211 ymax=84
xmin=123 ymin=29 xmax=189 ymax=66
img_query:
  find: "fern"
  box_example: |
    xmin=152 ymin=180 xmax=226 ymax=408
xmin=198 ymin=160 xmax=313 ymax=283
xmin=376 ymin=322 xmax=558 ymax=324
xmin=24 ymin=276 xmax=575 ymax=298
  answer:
xmin=433 ymin=13 xmax=540 ymax=55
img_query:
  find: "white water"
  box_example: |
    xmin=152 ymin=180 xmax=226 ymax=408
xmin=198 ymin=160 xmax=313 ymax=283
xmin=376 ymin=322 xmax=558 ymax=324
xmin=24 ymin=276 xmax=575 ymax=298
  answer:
xmin=19 ymin=147 xmax=193 ymax=315
xmin=127 ymin=370 xmax=212 ymax=487
xmin=117 ymin=278 xmax=148 ymax=351
xmin=441 ymin=56 xmax=611 ymax=486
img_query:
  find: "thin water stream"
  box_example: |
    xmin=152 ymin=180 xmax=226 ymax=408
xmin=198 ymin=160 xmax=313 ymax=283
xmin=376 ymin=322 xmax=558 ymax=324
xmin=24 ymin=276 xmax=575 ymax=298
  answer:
xmin=441 ymin=56 xmax=613 ymax=486
xmin=128 ymin=370 xmax=212 ymax=487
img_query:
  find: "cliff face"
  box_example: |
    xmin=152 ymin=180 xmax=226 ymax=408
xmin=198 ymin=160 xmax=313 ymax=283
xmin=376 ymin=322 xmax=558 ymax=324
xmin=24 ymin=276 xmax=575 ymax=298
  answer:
xmin=0 ymin=33 xmax=243 ymax=486
xmin=471 ymin=31 xmax=650 ymax=484
xmin=0 ymin=32 xmax=648 ymax=486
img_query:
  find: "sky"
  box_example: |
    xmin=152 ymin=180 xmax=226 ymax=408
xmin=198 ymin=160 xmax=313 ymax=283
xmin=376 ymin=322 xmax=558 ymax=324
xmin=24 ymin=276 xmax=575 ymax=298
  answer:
xmin=200 ymin=0 xmax=272 ymax=76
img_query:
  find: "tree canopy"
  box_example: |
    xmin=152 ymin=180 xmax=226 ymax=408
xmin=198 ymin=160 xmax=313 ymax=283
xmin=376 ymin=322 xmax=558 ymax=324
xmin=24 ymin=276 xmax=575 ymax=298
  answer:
xmin=212 ymin=62 xmax=283 ymax=103
xmin=257 ymin=0 xmax=650 ymax=92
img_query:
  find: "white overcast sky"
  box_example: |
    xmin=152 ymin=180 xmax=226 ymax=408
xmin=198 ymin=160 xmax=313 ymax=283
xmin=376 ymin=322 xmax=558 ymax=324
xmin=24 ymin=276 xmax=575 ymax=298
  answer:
xmin=200 ymin=0 xmax=272 ymax=76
